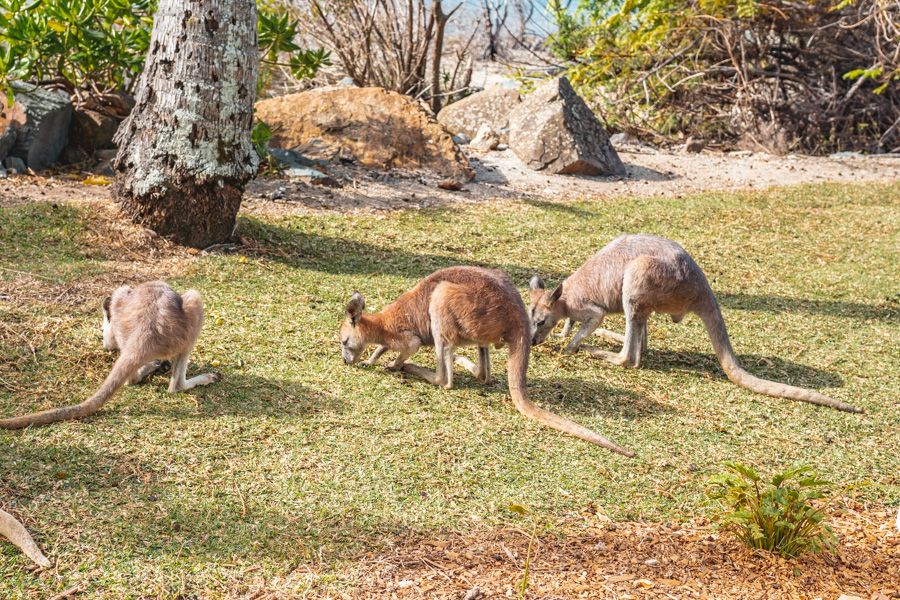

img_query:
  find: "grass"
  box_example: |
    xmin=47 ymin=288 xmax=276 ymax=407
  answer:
xmin=1 ymin=181 xmax=898 ymax=597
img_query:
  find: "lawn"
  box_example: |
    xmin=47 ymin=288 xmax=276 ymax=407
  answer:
xmin=1 ymin=181 xmax=898 ymax=598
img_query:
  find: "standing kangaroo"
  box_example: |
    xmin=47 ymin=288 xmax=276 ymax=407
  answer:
xmin=529 ymin=234 xmax=861 ymax=414
xmin=0 ymin=281 xmax=220 ymax=429
xmin=340 ymin=266 xmax=634 ymax=456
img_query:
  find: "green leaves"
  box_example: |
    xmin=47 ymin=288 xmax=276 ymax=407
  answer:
xmin=706 ymin=462 xmax=837 ymax=558
xmin=257 ymin=5 xmax=330 ymax=86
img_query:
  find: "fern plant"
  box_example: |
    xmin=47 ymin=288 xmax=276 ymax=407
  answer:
xmin=706 ymin=462 xmax=837 ymax=558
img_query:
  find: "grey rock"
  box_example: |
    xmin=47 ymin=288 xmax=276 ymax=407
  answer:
xmin=269 ymin=148 xmax=340 ymax=187
xmin=438 ymin=87 xmax=521 ymax=144
xmin=469 ymin=123 xmax=500 ymax=153
xmin=463 ymin=586 xmax=481 ymax=600
xmin=508 ymin=77 xmax=625 ymax=176
xmin=69 ymin=107 xmax=120 ymax=152
xmin=452 ymin=133 xmax=470 ymax=146
xmin=5 ymin=156 xmax=26 ymax=173
xmin=9 ymin=83 xmax=73 ymax=170
xmin=683 ymin=136 xmax=705 ymax=153
xmin=0 ymin=165 xmax=6 ymax=178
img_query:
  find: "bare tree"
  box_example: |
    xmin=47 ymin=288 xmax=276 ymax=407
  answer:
xmin=114 ymin=0 xmax=259 ymax=248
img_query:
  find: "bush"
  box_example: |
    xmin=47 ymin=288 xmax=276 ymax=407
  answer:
xmin=550 ymin=0 xmax=900 ymax=154
xmin=706 ymin=462 xmax=837 ymax=558
xmin=0 ymin=0 xmax=327 ymax=104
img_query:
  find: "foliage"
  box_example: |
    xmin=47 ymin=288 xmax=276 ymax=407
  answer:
xmin=549 ymin=0 xmax=900 ymax=153
xmin=706 ymin=462 xmax=838 ymax=558
xmin=0 ymin=0 xmax=327 ymax=104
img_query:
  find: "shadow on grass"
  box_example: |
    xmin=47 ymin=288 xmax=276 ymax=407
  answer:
xmin=529 ymin=376 xmax=671 ymax=420
xmin=641 ymin=349 xmax=844 ymax=390
xmin=116 ymin=372 xmax=344 ymax=420
xmin=719 ymin=292 xmax=897 ymax=323
xmin=235 ymin=216 xmax=568 ymax=283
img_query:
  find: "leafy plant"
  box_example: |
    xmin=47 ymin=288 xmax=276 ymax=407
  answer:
xmin=0 ymin=0 xmax=328 ymax=103
xmin=507 ymin=503 xmax=539 ymax=600
xmin=706 ymin=462 xmax=838 ymax=558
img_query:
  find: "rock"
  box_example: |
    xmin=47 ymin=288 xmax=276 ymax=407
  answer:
xmin=508 ymin=77 xmax=625 ymax=176
xmin=7 ymin=83 xmax=73 ymax=170
xmin=69 ymin=108 xmax=120 ymax=152
xmin=469 ymin=123 xmax=500 ymax=153
xmin=255 ymin=87 xmax=473 ymax=180
xmin=684 ymin=136 xmax=705 ymax=153
xmin=268 ymin=148 xmax=341 ymax=187
xmin=452 ymin=133 xmax=470 ymax=146
xmin=438 ymin=86 xmax=521 ymax=144
xmin=437 ymin=178 xmax=463 ymax=191
xmin=5 ymin=156 xmax=26 ymax=174
xmin=0 ymin=165 xmax=6 ymax=178
xmin=463 ymin=586 xmax=482 ymax=600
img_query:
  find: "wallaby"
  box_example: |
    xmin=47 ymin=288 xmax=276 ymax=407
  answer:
xmin=340 ymin=266 xmax=634 ymax=456
xmin=0 ymin=508 xmax=51 ymax=567
xmin=529 ymin=234 xmax=861 ymax=414
xmin=0 ymin=281 xmax=220 ymax=429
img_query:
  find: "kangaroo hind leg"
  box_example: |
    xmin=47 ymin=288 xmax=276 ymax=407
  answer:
xmin=168 ymin=352 xmax=220 ymax=393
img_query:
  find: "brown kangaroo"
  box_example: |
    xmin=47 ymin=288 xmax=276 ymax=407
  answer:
xmin=529 ymin=234 xmax=861 ymax=414
xmin=0 ymin=281 xmax=220 ymax=429
xmin=0 ymin=508 xmax=51 ymax=567
xmin=340 ymin=266 xmax=634 ymax=456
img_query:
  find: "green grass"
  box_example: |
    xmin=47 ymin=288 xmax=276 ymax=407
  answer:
xmin=1 ymin=182 xmax=898 ymax=597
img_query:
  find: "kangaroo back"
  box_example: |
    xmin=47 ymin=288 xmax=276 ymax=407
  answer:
xmin=506 ymin=336 xmax=635 ymax=456
xmin=697 ymin=293 xmax=862 ymax=413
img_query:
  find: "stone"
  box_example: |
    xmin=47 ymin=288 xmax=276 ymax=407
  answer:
xmin=452 ymin=133 xmax=470 ymax=145
xmin=684 ymin=136 xmax=705 ymax=153
xmin=469 ymin=123 xmax=500 ymax=153
xmin=255 ymin=87 xmax=473 ymax=180
xmin=0 ymin=165 xmax=6 ymax=178
xmin=463 ymin=586 xmax=482 ymax=600
xmin=69 ymin=108 xmax=121 ymax=152
xmin=8 ymin=83 xmax=73 ymax=170
xmin=268 ymin=148 xmax=341 ymax=187
xmin=5 ymin=156 xmax=26 ymax=173
xmin=438 ymin=87 xmax=520 ymax=144
xmin=437 ymin=178 xmax=463 ymax=191
xmin=508 ymin=77 xmax=625 ymax=176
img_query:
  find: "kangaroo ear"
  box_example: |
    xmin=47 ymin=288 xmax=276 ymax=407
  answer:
xmin=549 ymin=283 xmax=563 ymax=304
xmin=346 ymin=291 xmax=365 ymax=325
xmin=529 ymin=274 xmax=545 ymax=291
xmin=102 ymin=296 xmax=112 ymax=317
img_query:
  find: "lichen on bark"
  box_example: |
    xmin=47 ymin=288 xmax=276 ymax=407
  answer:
xmin=114 ymin=0 xmax=259 ymax=248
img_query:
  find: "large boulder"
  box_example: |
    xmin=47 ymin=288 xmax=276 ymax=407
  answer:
xmin=437 ymin=86 xmax=521 ymax=144
xmin=69 ymin=108 xmax=121 ymax=152
xmin=508 ymin=77 xmax=625 ymax=176
xmin=7 ymin=84 xmax=73 ymax=171
xmin=255 ymin=87 xmax=473 ymax=180
xmin=0 ymin=99 xmax=26 ymax=162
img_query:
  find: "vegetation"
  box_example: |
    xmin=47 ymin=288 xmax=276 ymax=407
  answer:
xmin=0 ymin=181 xmax=897 ymax=596
xmin=549 ymin=0 xmax=900 ymax=154
xmin=0 ymin=0 xmax=326 ymax=104
xmin=707 ymin=462 xmax=837 ymax=557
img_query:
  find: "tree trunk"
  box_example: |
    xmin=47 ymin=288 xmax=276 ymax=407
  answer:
xmin=113 ymin=0 xmax=258 ymax=248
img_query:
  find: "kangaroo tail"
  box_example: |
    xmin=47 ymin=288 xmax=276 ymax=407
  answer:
xmin=0 ymin=353 xmax=144 ymax=429
xmin=697 ymin=296 xmax=862 ymax=414
xmin=0 ymin=508 xmax=51 ymax=568
xmin=507 ymin=337 xmax=635 ymax=456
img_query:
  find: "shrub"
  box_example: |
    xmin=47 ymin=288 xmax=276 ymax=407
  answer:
xmin=0 ymin=0 xmax=327 ymax=103
xmin=706 ymin=462 xmax=838 ymax=558
xmin=549 ymin=0 xmax=900 ymax=154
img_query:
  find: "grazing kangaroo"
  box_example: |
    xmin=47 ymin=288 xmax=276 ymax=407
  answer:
xmin=529 ymin=234 xmax=861 ymax=414
xmin=0 ymin=281 xmax=220 ymax=429
xmin=0 ymin=508 xmax=50 ymax=567
xmin=340 ymin=266 xmax=634 ymax=456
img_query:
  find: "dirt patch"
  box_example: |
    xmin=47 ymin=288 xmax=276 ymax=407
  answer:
xmin=348 ymin=505 xmax=898 ymax=599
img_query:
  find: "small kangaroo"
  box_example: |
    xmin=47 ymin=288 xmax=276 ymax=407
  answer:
xmin=0 ymin=508 xmax=50 ymax=567
xmin=529 ymin=234 xmax=861 ymax=414
xmin=0 ymin=281 xmax=220 ymax=429
xmin=340 ymin=266 xmax=634 ymax=456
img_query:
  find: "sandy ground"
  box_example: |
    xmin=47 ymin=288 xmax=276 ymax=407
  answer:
xmin=244 ymin=146 xmax=900 ymax=213
xmin=2 ymin=147 xmax=897 ymax=215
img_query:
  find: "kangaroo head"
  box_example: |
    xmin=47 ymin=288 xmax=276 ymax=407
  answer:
xmin=340 ymin=292 xmax=369 ymax=365
xmin=528 ymin=275 xmax=564 ymax=345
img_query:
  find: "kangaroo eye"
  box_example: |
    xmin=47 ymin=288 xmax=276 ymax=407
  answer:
xmin=341 ymin=338 xmax=349 ymax=346
xmin=536 ymin=319 xmax=546 ymax=328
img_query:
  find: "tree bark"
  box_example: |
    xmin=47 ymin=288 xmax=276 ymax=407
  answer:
xmin=113 ymin=0 xmax=258 ymax=248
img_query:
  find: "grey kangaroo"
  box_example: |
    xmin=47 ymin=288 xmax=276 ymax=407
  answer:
xmin=529 ymin=234 xmax=861 ymax=414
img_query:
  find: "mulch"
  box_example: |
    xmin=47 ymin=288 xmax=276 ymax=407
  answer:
xmin=350 ymin=504 xmax=898 ymax=599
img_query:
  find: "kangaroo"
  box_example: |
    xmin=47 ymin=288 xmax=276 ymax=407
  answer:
xmin=340 ymin=266 xmax=634 ymax=456
xmin=529 ymin=234 xmax=861 ymax=414
xmin=0 ymin=281 xmax=220 ymax=429
xmin=0 ymin=508 xmax=51 ymax=567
